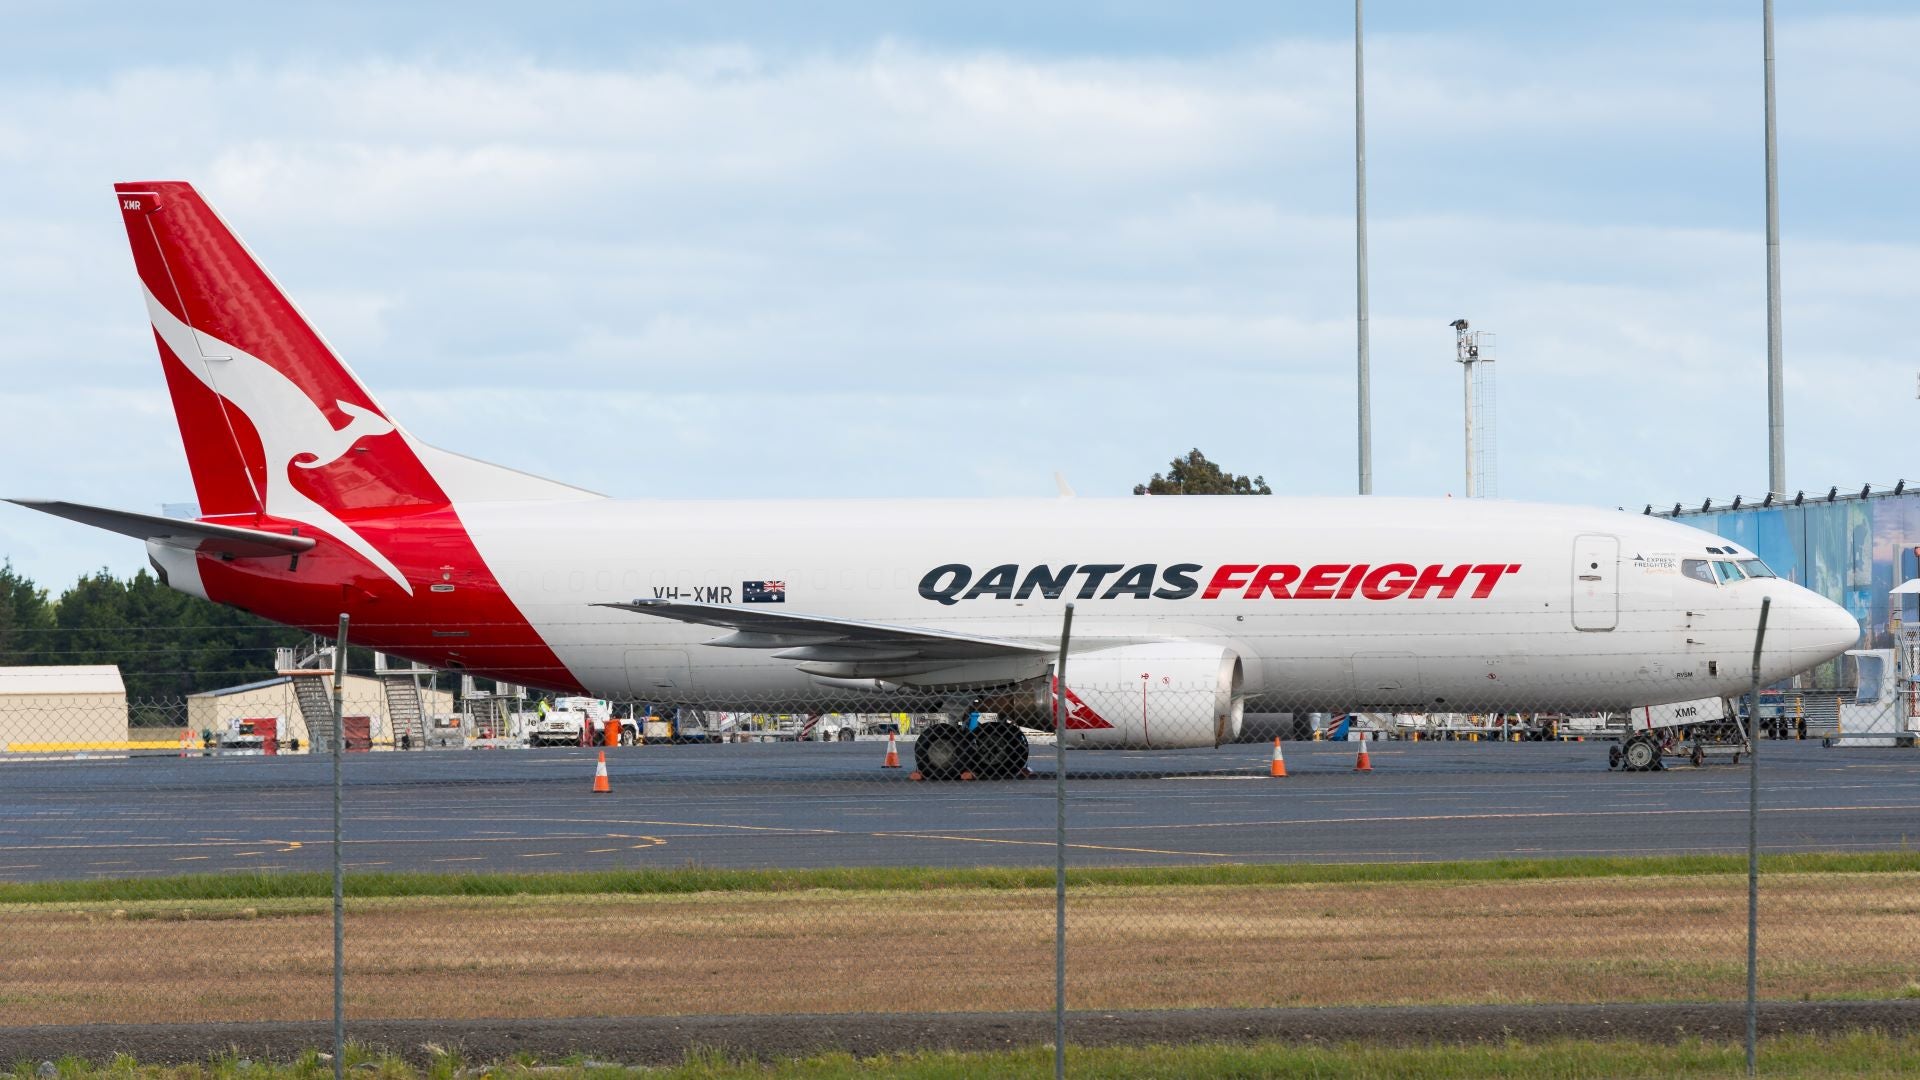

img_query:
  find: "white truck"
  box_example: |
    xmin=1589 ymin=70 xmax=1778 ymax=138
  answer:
xmin=528 ymin=696 xmax=612 ymax=747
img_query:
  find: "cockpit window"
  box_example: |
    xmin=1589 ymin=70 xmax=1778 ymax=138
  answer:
xmin=1738 ymin=558 xmax=1776 ymax=579
xmin=1712 ymin=560 xmax=1748 ymax=584
xmin=1681 ymin=559 xmax=1715 ymax=584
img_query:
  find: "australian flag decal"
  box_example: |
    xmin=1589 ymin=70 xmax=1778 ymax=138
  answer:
xmin=743 ymin=580 xmax=786 ymax=604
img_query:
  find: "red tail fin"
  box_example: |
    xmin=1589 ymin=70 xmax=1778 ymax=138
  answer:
xmin=115 ymin=181 xmax=442 ymax=526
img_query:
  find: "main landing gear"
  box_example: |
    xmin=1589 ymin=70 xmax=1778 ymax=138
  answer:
xmin=913 ymin=721 xmax=1031 ymax=781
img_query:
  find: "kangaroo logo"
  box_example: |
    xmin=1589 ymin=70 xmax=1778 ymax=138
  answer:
xmin=143 ymin=289 xmax=414 ymax=594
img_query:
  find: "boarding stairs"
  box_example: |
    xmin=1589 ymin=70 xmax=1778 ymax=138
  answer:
xmin=291 ymin=672 xmax=339 ymax=751
xmin=375 ymin=653 xmax=428 ymax=749
xmin=277 ymin=641 xmax=340 ymax=751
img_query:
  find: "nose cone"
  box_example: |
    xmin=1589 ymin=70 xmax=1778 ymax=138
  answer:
xmin=1785 ymin=590 xmax=1860 ymax=669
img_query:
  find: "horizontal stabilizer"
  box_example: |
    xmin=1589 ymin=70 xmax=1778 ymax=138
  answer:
xmin=8 ymin=499 xmax=316 ymax=559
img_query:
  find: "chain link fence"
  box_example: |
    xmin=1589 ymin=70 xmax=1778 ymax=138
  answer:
xmin=1 ymin=603 xmax=1916 ymax=1068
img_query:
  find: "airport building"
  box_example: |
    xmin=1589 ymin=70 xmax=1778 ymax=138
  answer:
xmin=0 ymin=665 xmax=129 ymax=750
xmin=188 ymin=673 xmax=454 ymax=751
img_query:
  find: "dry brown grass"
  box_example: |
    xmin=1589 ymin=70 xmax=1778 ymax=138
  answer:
xmin=2 ymin=873 xmax=1915 ymax=1024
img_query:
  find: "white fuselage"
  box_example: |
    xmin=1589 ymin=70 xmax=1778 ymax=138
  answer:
xmin=448 ymin=495 xmax=1857 ymax=711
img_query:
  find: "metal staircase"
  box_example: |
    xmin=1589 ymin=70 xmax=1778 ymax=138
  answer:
xmin=291 ymin=672 xmax=338 ymax=751
xmin=276 ymin=641 xmax=340 ymax=751
xmin=375 ymin=653 xmax=428 ymax=749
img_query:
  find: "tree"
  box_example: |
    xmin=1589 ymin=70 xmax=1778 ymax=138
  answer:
xmin=0 ymin=561 xmax=53 ymax=665
xmin=1132 ymin=449 xmax=1271 ymax=495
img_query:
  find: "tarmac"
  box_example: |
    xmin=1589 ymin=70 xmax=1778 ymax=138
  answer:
xmin=3 ymin=738 xmax=1917 ymax=882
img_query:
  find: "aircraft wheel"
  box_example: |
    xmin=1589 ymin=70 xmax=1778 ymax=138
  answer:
xmin=914 ymin=723 xmax=967 ymax=781
xmin=837 ymin=727 xmax=856 ymax=742
xmin=1621 ymin=737 xmax=1658 ymax=772
xmin=1607 ymin=745 xmax=1621 ymax=770
xmin=966 ymin=723 xmax=1030 ymax=780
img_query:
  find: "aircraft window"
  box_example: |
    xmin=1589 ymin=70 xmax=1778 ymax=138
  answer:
xmin=1712 ymin=560 xmax=1748 ymax=584
xmin=1681 ymin=559 xmax=1715 ymax=584
xmin=1738 ymin=559 xmax=1777 ymax=579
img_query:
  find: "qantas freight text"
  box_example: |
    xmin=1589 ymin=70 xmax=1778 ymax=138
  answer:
xmin=917 ymin=562 xmax=1525 ymax=605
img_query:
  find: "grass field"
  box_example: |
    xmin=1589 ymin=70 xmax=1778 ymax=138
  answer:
xmin=12 ymin=1033 xmax=1920 ymax=1078
xmin=3 ymin=857 xmax=1917 ymax=1024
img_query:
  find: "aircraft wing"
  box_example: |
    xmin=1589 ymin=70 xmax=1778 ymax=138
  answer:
xmin=596 ymin=599 xmax=1056 ymax=665
xmin=7 ymin=499 xmax=316 ymax=559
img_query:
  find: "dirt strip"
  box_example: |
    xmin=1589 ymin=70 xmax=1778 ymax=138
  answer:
xmin=4 ymin=1001 xmax=1919 ymax=1067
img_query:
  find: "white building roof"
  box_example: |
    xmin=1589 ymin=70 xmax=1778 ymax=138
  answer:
xmin=0 ymin=665 xmax=126 ymax=695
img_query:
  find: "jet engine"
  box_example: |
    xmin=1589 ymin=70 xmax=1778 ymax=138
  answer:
xmin=987 ymin=642 xmax=1244 ymax=749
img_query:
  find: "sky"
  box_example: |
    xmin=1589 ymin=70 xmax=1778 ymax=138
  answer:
xmin=2 ymin=1 xmax=1916 ymax=591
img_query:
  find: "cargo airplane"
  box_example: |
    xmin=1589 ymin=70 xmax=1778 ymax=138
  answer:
xmin=9 ymin=182 xmax=1861 ymax=779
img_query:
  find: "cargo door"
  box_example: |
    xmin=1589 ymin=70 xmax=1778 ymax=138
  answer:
xmin=626 ymin=650 xmax=693 ymax=698
xmin=1572 ymin=534 xmax=1620 ymax=631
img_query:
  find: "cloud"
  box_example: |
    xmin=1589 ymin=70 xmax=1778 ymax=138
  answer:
xmin=1 ymin=18 xmax=1916 ymax=590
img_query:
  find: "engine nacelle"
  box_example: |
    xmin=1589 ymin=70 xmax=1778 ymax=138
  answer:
xmin=1052 ymin=642 xmax=1245 ymax=749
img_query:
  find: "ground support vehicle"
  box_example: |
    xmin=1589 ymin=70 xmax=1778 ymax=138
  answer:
xmin=528 ymin=697 xmax=611 ymax=747
xmin=1609 ymin=697 xmax=1749 ymax=771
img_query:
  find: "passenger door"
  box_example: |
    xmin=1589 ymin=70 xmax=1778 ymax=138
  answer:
xmin=1571 ymin=534 xmax=1620 ymax=631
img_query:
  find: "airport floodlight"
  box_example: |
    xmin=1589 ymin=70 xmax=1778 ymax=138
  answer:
xmin=1454 ymin=320 xmax=1497 ymax=497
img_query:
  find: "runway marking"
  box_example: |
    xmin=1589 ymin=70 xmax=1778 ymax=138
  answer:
xmin=0 ymin=837 xmax=305 ymax=854
xmin=586 ymin=848 xmax=619 ymax=854
xmin=171 ymin=856 xmax=210 ymax=862
xmin=519 ymin=853 xmax=562 ymax=859
xmin=506 ymin=817 xmax=837 ymax=836
xmin=871 ymin=831 xmax=1234 ymax=859
xmin=429 ymin=857 xmax=484 ymax=863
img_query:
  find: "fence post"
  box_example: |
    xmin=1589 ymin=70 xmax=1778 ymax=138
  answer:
xmin=1053 ymin=602 xmax=1075 ymax=1080
xmin=331 ymin=613 xmax=349 ymax=1080
xmin=1745 ymin=596 xmax=1771 ymax=1077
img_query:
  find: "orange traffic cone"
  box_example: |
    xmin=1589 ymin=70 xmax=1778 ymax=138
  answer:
xmin=1354 ymin=738 xmax=1373 ymax=773
xmin=591 ymin=750 xmax=611 ymax=793
xmin=1269 ymin=737 xmax=1287 ymax=778
xmin=882 ymin=731 xmax=901 ymax=769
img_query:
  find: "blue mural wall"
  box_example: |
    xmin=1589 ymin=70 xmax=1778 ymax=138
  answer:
xmin=1676 ymin=492 xmax=1920 ymax=687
